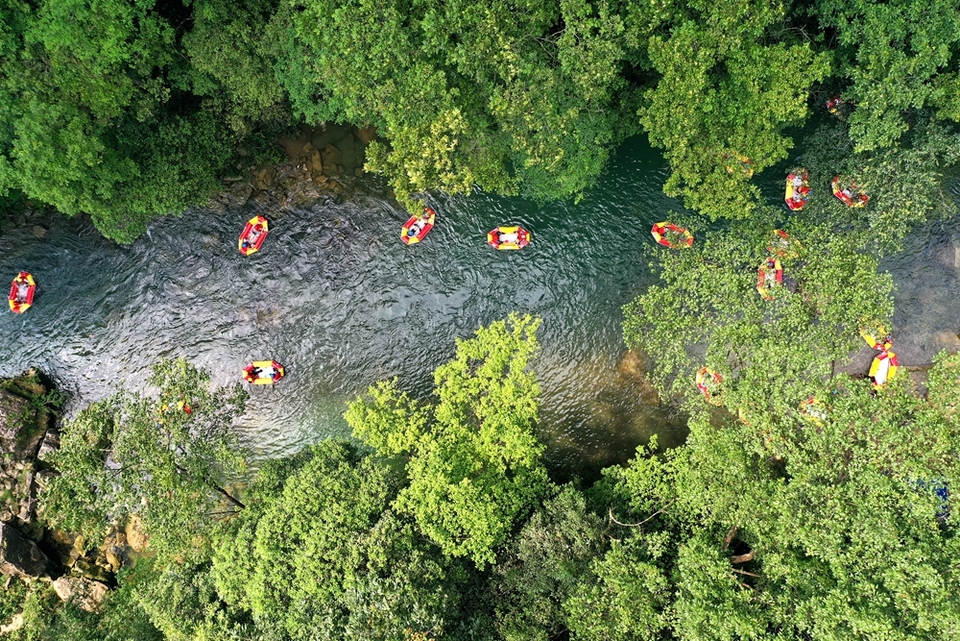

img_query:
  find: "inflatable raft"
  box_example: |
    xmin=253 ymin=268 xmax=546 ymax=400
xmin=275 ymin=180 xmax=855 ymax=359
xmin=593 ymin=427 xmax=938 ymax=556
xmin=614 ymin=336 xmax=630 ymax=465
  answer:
xmin=768 ymin=229 xmax=801 ymax=259
xmin=756 ymin=258 xmax=783 ymax=300
xmin=832 ymin=175 xmax=868 ymax=208
xmin=487 ymin=226 xmax=530 ymax=250
xmin=696 ymin=367 xmax=723 ymax=405
xmin=239 ymin=216 xmax=269 ymax=255
xmin=869 ymin=350 xmax=898 ymax=389
xmin=401 ymin=207 xmax=436 ymax=245
xmin=243 ymin=360 xmax=285 ymax=385
xmin=799 ymin=396 xmax=828 ymax=425
xmin=651 ymin=222 xmax=693 ymax=249
xmin=723 ymin=153 xmax=754 ymax=178
xmin=785 ymin=169 xmax=811 ymax=211
xmin=8 ymin=272 xmax=35 ymax=314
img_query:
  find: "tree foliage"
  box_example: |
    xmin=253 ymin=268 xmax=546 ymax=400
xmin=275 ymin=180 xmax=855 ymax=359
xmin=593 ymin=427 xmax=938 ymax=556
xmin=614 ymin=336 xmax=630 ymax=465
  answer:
xmin=347 ymin=314 xmax=550 ymax=566
xmin=210 ymin=440 xmax=474 ymax=641
xmin=40 ymin=359 xmax=247 ymax=560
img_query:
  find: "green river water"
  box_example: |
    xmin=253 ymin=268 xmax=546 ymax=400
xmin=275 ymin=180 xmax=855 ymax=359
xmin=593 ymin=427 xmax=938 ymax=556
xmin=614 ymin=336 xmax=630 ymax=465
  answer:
xmin=2 ymin=136 xmax=959 ymax=480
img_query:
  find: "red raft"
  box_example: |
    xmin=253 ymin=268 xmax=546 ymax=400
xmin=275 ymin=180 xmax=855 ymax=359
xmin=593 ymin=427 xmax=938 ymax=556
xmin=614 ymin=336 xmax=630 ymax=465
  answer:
xmin=8 ymin=272 xmax=36 ymax=314
xmin=243 ymin=360 xmax=285 ymax=385
xmin=784 ymin=169 xmax=811 ymax=211
xmin=487 ymin=226 xmax=530 ymax=250
xmin=239 ymin=216 xmax=269 ymax=255
xmin=756 ymin=258 xmax=783 ymax=300
xmin=401 ymin=207 xmax=436 ymax=245
xmin=651 ymin=222 xmax=693 ymax=248
xmin=832 ymin=175 xmax=869 ymax=208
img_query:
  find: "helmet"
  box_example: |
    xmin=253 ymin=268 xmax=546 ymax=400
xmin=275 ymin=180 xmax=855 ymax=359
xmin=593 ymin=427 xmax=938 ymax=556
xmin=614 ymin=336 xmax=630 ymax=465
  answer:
xmin=254 ymin=224 xmax=263 ymax=231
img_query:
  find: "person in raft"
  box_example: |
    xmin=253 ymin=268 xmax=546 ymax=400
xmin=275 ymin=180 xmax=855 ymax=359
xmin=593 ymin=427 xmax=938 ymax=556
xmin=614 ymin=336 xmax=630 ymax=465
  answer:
xmin=14 ymin=280 xmax=30 ymax=302
xmin=499 ymin=230 xmax=519 ymax=244
xmin=407 ymin=213 xmax=431 ymax=238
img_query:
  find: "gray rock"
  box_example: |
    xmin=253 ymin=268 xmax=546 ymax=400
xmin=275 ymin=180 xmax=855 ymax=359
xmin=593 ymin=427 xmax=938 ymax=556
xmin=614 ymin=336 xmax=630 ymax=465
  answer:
xmin=31 ymin=225 xmax=47 ymax=239
xmin=52 ymin=577 xmax=109 ymax=613
xmin=0 ymin=523 xmax=48 ymax=578
xmin=0 ymin=390 xmax=40 ymax=460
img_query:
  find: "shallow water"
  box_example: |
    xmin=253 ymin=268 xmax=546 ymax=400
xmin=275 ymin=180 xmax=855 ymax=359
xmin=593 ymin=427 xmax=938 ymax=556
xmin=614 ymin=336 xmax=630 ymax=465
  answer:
xmin=1 ymin=137 xmax=957 ymax=480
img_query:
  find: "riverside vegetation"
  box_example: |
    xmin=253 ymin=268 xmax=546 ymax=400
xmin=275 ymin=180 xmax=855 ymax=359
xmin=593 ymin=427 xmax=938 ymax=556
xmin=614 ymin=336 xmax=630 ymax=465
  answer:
xmin=2 ymin=0 xmax=960 ymax=638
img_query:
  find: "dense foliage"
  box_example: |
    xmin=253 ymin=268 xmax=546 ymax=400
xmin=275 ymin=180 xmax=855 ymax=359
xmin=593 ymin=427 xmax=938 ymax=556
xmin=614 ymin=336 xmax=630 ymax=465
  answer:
xmin=41 ymin=358 xmax=247 ymax=561
xmin=22 ymin=306 xmax=960 ymax=640
xmin=8 ymin=0 xmax=960 ymax=638
xmin=3 ymin=0 xmax=960 ymax=238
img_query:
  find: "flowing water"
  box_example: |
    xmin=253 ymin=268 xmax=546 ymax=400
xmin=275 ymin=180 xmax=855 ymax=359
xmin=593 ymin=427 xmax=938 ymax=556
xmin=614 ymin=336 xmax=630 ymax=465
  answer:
xmin=2 ymin=137 xmax=959 ymax=480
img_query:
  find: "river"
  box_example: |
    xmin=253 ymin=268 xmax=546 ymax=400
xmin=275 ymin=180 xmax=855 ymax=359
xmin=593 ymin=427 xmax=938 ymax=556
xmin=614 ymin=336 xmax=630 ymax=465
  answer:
xmin=2 ymin=137 xmax=959 ymax=480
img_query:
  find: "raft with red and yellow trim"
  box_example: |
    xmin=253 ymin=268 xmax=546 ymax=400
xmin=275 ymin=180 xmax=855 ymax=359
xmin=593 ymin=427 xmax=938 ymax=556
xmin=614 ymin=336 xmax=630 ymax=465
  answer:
xmin=243 ymin=360 xmax=285 ymax=385
xmin=8 ymin=272 xmax=35 ymax=314
xmin=756 ymin=258 xmax=783 ymax=300
xmin=239 ymin=216 xmax=269 ymax=255
xmin=832 ymin=175 xmax=868 ymax=208
xmin=696 ymin=367 xmax=723 ymax=405
xmin=401 ymin=207 xmax=436 ymax=245
xmin=723 ymin=153 xmax=754 ymax=178
xmin=768 ymin=229 xmax=801 ymax=260
xmin=869 ymin=350 xmax=898 ymax=389
xmin=651 ymin=222 xmax=693 ymax=249
xmin=487 ymin=226 xmax=530 ymax=250
xmin=785 ymin=169 xmax=811 ymax=211
xmin=799 ymin=396 xmax=828 ymax=425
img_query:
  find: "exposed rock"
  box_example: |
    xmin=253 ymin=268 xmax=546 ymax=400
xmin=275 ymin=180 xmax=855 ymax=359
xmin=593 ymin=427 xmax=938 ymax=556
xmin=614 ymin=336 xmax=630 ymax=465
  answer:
xmin=125 ymin=515 xmax=149 ymax=552
xmin=36 ymin=428 xmax=60 ymax=462
xmin=72 ymin=557 xmax=113 ymax=583
xmin=222 ymin=183 xmax=253 ymax=209
xmin=31 ymin=225 xmax=47 ymax=239
xmin=0 ymin=390 xmax=41 ymax=460
xmin=52 ymin=576 xmax=109 ymax=613
xmin=0 ymin=523 xmax=48 ymax=578
xmin=103 ymin=546 xmax=124 ymax=573
xmin=356 ymin=125 xmax=377 ymax=144
xmin=253 ymin=166 xmax=277 ymax=191
xmin=0 ymin=613 xmax=24 ymax=634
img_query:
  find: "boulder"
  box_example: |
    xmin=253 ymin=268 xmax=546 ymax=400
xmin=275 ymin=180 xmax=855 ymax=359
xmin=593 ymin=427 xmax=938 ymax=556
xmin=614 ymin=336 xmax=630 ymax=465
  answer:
xmin=0 ymin=389 xmax=42 ymax=460
xmin=124 ymin=515 xmax=149 ymax=552
xmin=322 ymin=144 xmax=342 ymax=166
xmin=52 ymin=577 xmax=109 ymax=613
xmin=72 ymin=557 xmax=113 ymax=583
xmin=307 ymin=150 xmax=324 ymax=176
xmin=0 ymin=523 xmax=48 ymax=578
xmin=356 ymin=125 xmax=377 ymax=145
xmin=253 ymin=166 xmax=277 ymax=191
xmin=31 ymin=225 xmax=47 ymax=239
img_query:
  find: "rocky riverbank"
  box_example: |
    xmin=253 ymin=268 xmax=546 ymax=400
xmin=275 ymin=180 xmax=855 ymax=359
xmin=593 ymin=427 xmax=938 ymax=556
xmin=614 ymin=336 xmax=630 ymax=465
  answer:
xmin=0 ymin=372 xmax=145 ymax=619
xmin=207 ymin=122 xmax=379 ymax=215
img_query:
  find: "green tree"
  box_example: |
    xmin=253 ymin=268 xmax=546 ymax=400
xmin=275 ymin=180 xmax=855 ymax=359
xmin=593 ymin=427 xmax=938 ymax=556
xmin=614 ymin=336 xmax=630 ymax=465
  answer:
xmin=272 ymin=0 xmax=641 ymax=211
xmin=492 ymin=484 xmax=607 ymax=641
xmin=816 ymin=0 xmax=960 ymax=152
xmin=347 ymin=314 xmax=550 ymax=566
xmin=211 ymin=440 xmax=474 ymax=641
xmin=0 ymin=0 xmax=285 ymax=242
xmin=40 ymin=359 xmax=247 ymax=560
xmin=632 ymin=0 xmax=830 ymax=219
xmin=623 ymin=211 xmax=893 ymax=431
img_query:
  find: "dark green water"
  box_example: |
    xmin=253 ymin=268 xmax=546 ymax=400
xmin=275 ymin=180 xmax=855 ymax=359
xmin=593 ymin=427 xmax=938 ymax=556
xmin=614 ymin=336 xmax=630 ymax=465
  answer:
xmin=2 ymin=137 xmax=959 ymax=479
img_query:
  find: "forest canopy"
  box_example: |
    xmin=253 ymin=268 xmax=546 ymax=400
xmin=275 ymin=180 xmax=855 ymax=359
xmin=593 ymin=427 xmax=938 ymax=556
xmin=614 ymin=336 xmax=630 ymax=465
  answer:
xmin=2 ymin=0 xmax=960 ymax=239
